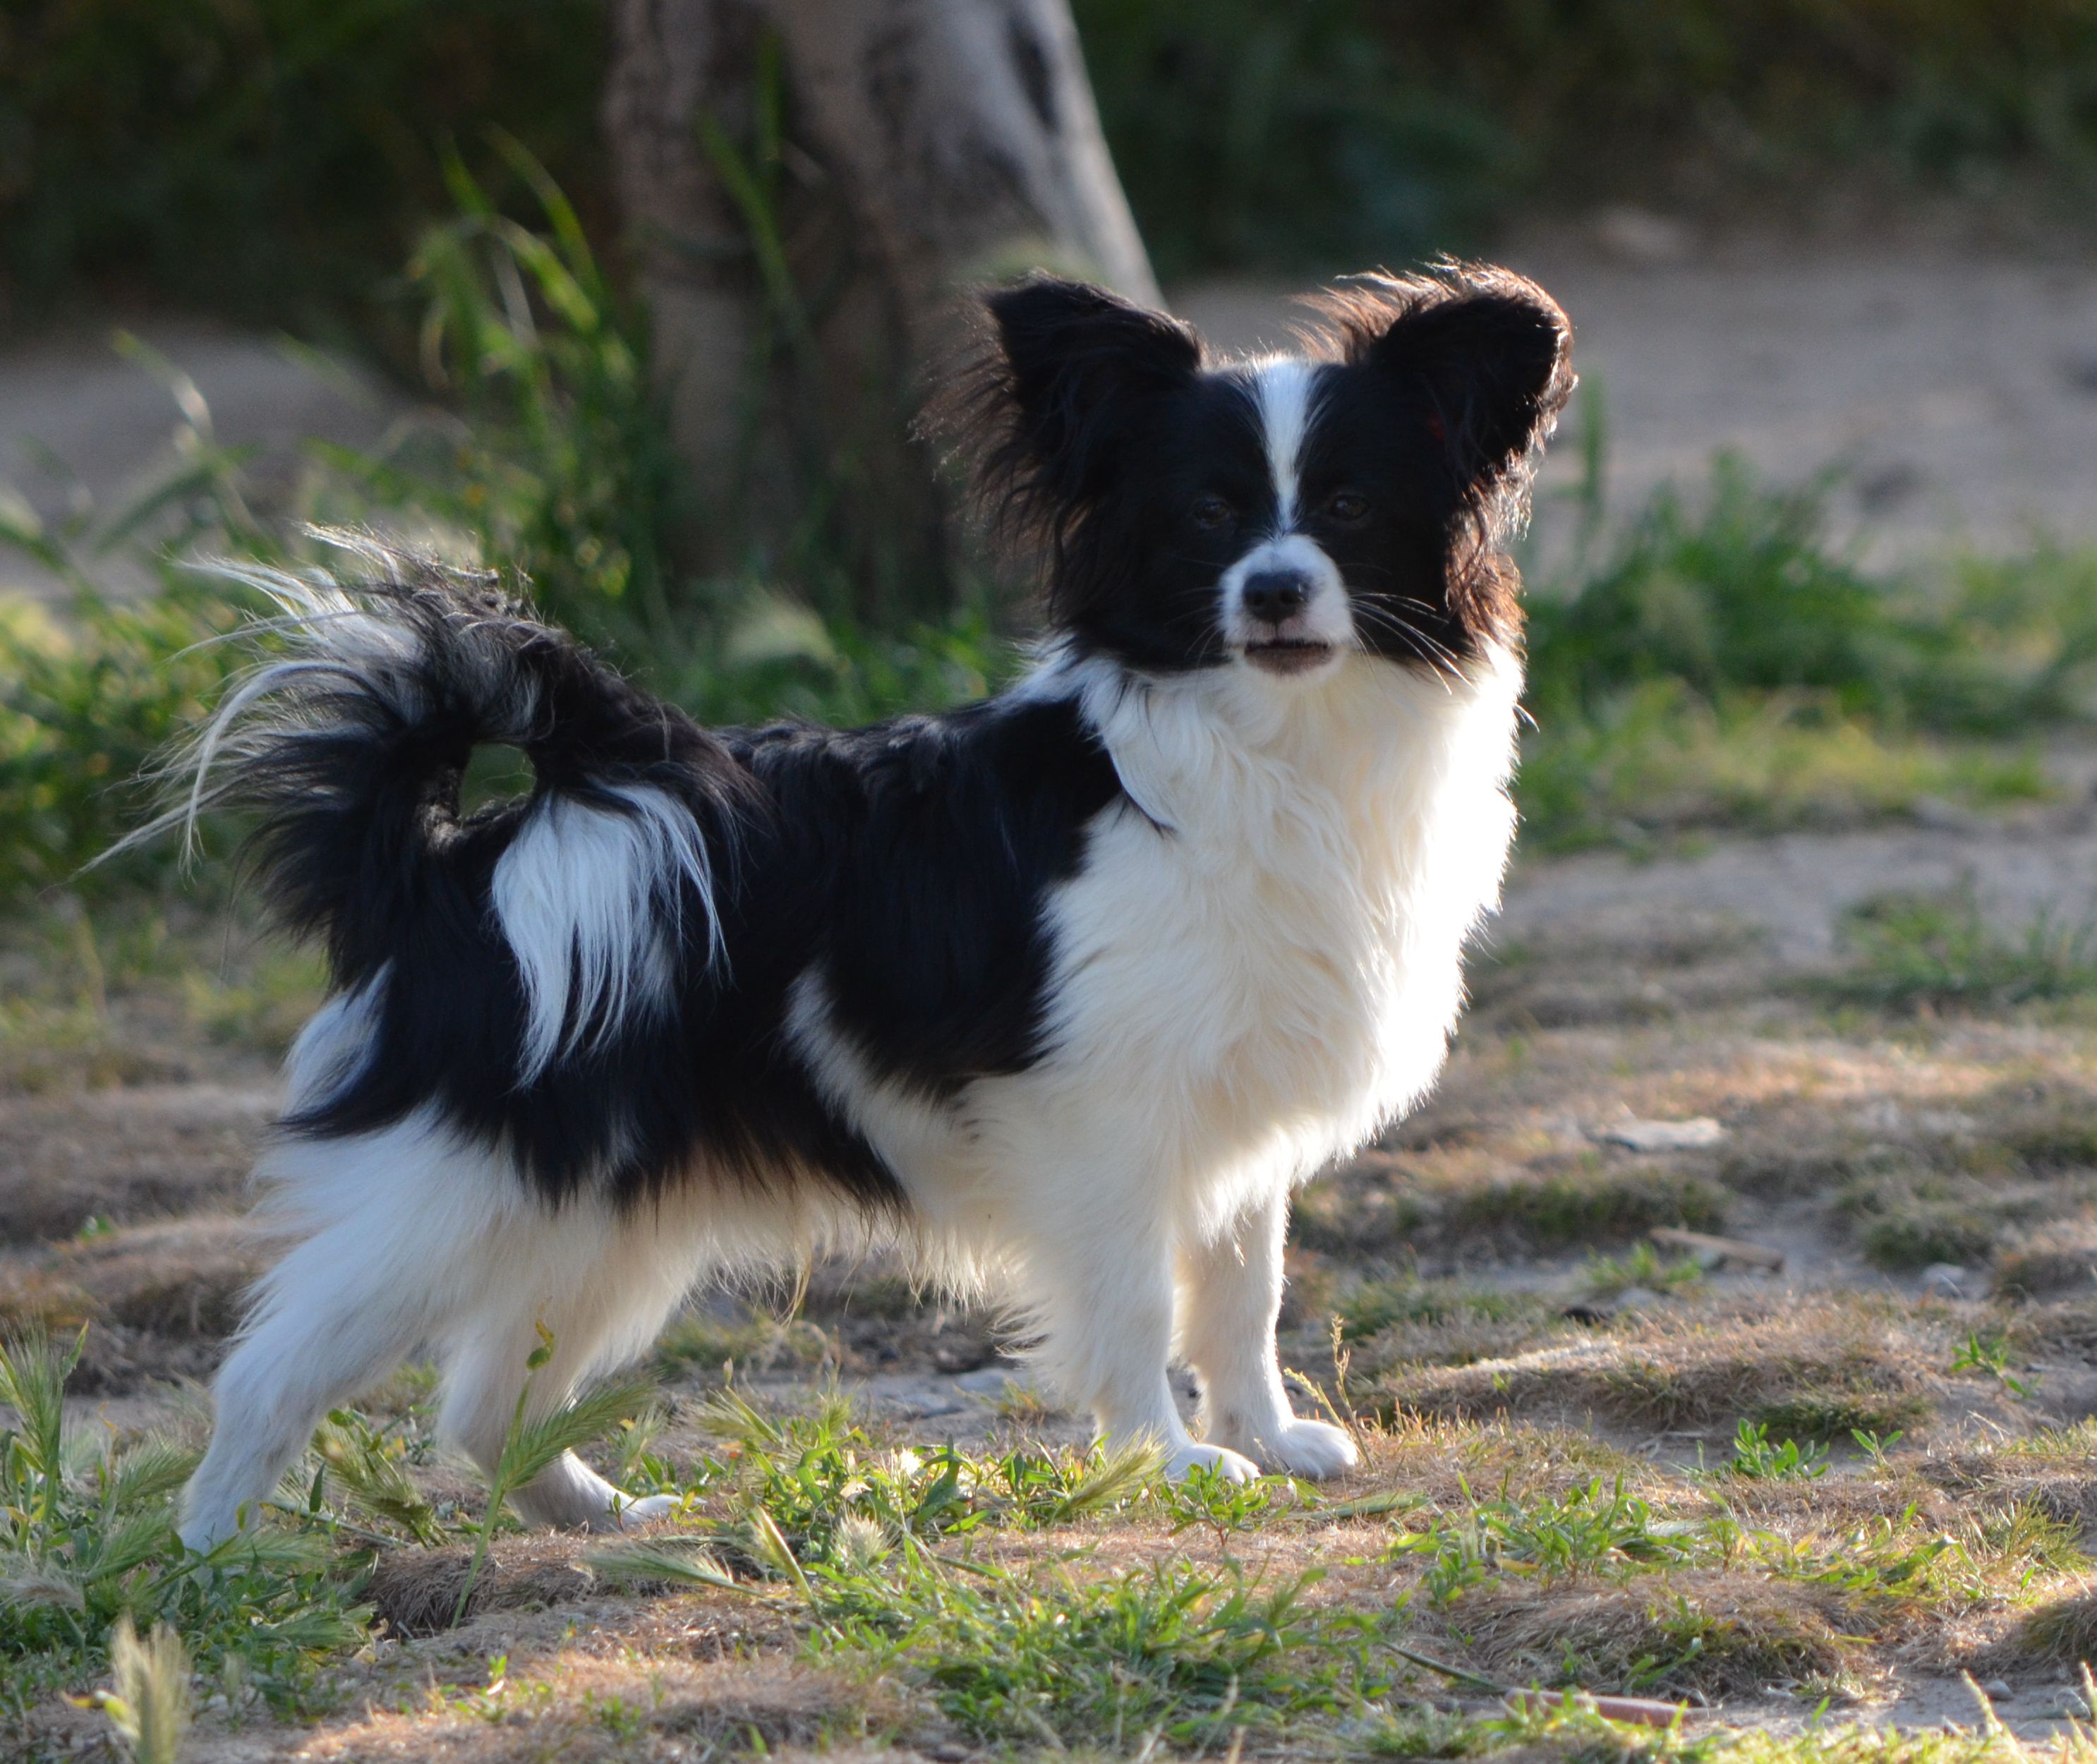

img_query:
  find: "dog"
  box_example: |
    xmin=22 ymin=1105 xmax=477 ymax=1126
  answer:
xmin=156 ymin=265 xmax=1571 ymax=1548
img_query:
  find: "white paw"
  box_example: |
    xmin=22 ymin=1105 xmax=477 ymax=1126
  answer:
xmin=1164 ymin=1442 xmax=1262 ymax=1484
xmin=1209 ymin=1418 xmax=1360 ymax=1480
xmin=1260 ymin=1418 xmax=1360 ymax=1480
xmin=605 ymin=1492 xmax=682 ymax=1530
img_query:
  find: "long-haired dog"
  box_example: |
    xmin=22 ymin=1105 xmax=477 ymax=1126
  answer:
xmin=156 ymin=266 xmax=1571 ymax=1546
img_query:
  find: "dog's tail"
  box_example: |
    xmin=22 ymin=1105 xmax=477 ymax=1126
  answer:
xmin=128 ymin=530 xmax=744 ymax=1094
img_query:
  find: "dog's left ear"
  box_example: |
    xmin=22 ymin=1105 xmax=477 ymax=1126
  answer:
xmin=1354 ymin=272 xmax=1573 ymax=509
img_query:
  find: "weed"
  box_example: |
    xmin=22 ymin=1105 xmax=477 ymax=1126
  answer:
xmin=1722 ymin=1421 xmax=1830 ymax=1482
xmin=95 ymin=1614 xmax=192 ymax=1764
xmin=1583 ymin=1242 xmax=1705 ymax=1301
xmin=819 ymin=1554 xmax=1384 ymax=1748
xmin=1950 ymin=1329 xmax=2041 ymax=1399
xmin=1394 ymin=1475 xmax=1691 ymax=1604
xmin=0 ymin=1328 xmax=369 ymax=1722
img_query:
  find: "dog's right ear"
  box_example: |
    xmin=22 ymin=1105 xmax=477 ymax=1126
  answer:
xmin=937 ymin=274 xmax=1201 ymax=547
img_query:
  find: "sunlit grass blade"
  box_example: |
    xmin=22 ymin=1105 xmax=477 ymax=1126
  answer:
xmin=1048 ymin=1439 xmax=1166 ymax=1520
xmin=103 ymin=1439 xmax=201 ymax=1512
xmin=0 ymin=1327 xmax=84 ymax=1521
xmin=495 ymin=1374 xmax=658 ymax=1495
xmin=313 ymin=1415 xmax=444 ymax=1545
xmin=99 ymin=1614 xmax=192 ymax=1764
xmin=585 ymin=1537 xmax=772 ymax=1597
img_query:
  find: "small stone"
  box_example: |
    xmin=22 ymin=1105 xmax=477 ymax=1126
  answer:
xmin=1593 ymin=205 xmax=1696 ymax=265
xmin=1981 ymin=1679 xmax=2014 ymax=1700
xmin=953 ymin=1365 xmax=1029 ymax=1396
xmin=1597 ymin=1117 xmax=1727 ymax=1153
xmin=1919 ymin=1263 xmax=1970 ymax=1299
xmin=1612 ymin=1286 xmax=1664 ymax=1315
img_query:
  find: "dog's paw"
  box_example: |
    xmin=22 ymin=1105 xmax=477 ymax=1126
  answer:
xmin=1164 ymin=1442 xmax=1262 ymax=1484
xmin=605 ymin=1492 xmax=682 ymax=1530
xmin=1258 ymin=1419 xmax=1360 ymax=1480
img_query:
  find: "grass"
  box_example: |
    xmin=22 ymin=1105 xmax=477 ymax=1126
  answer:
xmin=0 ymin=1329 xmax=370 ymax=1726
xmin=1825 ymin=886 xmax=2097 ymax=1014
xmin=1517 ymin=450 xmax=2088 ymax=852
xmin=1442 ymin=1161 xmax=1732 ymax=1248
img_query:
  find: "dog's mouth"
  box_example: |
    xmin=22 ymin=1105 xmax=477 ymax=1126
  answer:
xmin=1242 ymin=639 xmax=1337 ymax=677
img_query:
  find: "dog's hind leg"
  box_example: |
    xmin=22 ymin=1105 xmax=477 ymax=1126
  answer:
xmin=180 ymin=1113 xmax=495 ymax=1550
xmin=435 ymin=1202 xmax=698 ymax=1531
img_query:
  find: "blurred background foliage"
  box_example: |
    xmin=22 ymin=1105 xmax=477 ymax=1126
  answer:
xmin=6 ymin=0 xmax=2097 ymax=331
xmin=6 ymin=0 xmax=2097 ymax=914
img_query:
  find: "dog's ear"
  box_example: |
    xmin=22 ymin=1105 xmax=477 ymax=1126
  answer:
xmin=941 ymin=274 xmax=1201 ymax=546
xmin=1339 ymin=271 xmax=1572 ymax=511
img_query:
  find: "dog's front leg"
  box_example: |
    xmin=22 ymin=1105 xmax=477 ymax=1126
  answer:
xmin=1177 ymin=1191 xmax=1359 ymax=1478
xmin=1017 ymin=1182 xmax=1259 ymax=1482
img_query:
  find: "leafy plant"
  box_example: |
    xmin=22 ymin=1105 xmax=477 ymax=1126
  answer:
xmin=1950 ymin=1329 xmax=2040 ymax=1399
xmin=0 ymin=1329 xmax=369 ymax=1722
xmin=1724 ymin=1420 xmax=1830 ymax=1481
xmin=1394 ymin=1474 xmax=1691 ymax=1604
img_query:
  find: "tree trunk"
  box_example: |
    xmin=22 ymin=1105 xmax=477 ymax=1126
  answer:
xmin=603 ymin=0 xmax=1154 ymax=618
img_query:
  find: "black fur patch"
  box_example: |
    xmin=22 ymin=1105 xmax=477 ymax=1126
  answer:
xmin=202 ymin=557 xmax=1125 ymax=1211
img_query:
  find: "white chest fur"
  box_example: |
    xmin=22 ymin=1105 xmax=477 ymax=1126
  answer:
xmin=787 ymin=648 xmax=1521 ymax=1259
xmin=1027 ymin=649 xmax=1523 ymax=1236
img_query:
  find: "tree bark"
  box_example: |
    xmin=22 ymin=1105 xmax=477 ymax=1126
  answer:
xmin=603 ymin=0 xmax=1155 ymax=615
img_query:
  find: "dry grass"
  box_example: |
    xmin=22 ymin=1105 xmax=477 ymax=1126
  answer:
xmin=1373 ymin=1297 xmax=1944 ymax=1437
xmin=1458 ymin=1571 xmax=1865 ymax=1697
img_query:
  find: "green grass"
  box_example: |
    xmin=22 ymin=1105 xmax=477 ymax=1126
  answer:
xmin=1517 ymin=451 xmax=2091 ymax=851
xmin=1824 ymin=885 xmax=2097 ymax=1013
xmin=0 ymin=1329 xmax=370 ymax=1725
xmin=1443 ymin=1162 xmax=1731 ymax=1248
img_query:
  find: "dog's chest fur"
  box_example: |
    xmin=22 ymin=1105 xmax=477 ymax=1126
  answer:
xmin=1046 ymin=653 xmax=1517 ymax=1190
xmin=816 ymin=649 xmax=1524 ymax=1248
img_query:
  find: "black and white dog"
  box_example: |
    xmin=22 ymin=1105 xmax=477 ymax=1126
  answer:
xmin=163 ymin=266 xmax=1571 ymax=1547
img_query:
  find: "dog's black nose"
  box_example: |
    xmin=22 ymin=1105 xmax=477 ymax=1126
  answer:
xmin=1242 ymin=571 xmax=1310 ymax=624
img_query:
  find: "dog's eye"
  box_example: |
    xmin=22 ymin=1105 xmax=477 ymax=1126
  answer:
xmin=1190 ymin=493 xmax=1235 ymax=531
xmin=1326 ymin=491 xmax=1370 ymax=523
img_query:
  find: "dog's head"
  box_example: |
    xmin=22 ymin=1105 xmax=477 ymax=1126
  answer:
xmin=943 ymin=266 xmax=1571 ymax=683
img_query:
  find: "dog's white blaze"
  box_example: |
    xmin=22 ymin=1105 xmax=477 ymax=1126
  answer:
xmin=492 ymin=784 xmax=718 ymax=1082
xmin=1250 ymin=356 xmax=1319 ymax=529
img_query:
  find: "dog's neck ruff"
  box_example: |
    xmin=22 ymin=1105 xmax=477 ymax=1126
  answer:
xmin=1011 ymin=646 xmax=1523 ymax=1233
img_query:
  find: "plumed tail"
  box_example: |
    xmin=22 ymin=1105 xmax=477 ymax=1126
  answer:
xmin=126 ymin=530 xmax=742 ymax=1089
